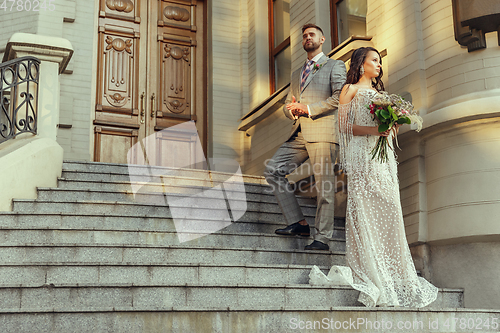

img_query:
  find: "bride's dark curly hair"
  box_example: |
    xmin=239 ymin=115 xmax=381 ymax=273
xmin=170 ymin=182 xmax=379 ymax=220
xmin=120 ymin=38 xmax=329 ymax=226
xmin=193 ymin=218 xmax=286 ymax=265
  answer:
xmin=345 ymin=47 xmax=385 ymax=92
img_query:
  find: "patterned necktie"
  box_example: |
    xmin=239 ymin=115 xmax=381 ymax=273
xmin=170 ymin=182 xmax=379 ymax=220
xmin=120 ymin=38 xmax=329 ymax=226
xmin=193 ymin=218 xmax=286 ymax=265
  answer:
xmin=300 ymin=60 xmax=314 ymax=91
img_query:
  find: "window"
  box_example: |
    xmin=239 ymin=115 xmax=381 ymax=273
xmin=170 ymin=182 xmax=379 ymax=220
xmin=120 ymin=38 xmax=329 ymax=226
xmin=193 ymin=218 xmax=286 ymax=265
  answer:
xmin=269 ymin=0 xmax=291 ymax=93
xmin=330 ymin=0 xmax=367 ymax=47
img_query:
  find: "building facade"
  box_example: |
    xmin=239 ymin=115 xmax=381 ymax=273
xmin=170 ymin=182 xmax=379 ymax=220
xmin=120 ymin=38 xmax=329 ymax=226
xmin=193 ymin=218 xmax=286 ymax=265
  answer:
xmin=1 ymin=0 xmax=499 ymax=309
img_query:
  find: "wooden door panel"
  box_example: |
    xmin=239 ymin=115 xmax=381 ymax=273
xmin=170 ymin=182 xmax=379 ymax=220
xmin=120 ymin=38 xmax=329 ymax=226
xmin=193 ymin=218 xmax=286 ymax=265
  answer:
xmin=155 ymin=127 xmax=204 ymax=168
xmin=94 ymin=0 xmax=145 ymax=163
xmin=103 ymin=35 xmax=135 ymax=111
xmin=94 ymin=0 xmax=206 ymax=163
xmin=96 ymin=28 xmax=140 ymax=117
xmin=160 ymin=41 xmax=191 ymax=117
xmin=94 ymin=126 xmax=139 ymax=164
xmin=100 ymin=0 xmax=141 ymax=23
xmin=158 ymin=0 xmax=193 ymax=29
xmin=155 ymin=0 xmax=198 ymax=130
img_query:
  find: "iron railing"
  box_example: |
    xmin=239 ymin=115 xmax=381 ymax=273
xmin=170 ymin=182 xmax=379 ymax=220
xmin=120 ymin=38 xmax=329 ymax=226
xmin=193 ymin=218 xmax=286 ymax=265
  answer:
xmin=0 ymin=56 xmax=40 ymax=144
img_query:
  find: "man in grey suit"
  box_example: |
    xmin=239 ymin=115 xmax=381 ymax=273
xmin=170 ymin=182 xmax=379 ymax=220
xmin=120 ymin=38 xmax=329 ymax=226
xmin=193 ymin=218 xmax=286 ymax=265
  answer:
xmin=264 ymin=24 xmax=346 ymax=251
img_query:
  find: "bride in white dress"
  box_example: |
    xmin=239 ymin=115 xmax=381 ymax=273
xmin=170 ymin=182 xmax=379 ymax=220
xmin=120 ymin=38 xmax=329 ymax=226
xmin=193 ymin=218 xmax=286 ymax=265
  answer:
xmin=311 ymin=47 xmax=438 ymax=307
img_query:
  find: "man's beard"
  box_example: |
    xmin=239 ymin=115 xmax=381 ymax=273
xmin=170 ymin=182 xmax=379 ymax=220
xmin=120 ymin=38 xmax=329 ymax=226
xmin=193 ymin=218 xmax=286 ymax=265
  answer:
xmin=303 ymin=41 xmax=320 ymax=52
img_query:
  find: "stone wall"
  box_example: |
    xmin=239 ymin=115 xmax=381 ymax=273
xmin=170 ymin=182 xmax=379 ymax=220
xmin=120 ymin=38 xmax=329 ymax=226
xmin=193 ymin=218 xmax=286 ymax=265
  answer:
xmin=0 ymin=6 xmax=38 ymax=59
xmin=380 ymin=1 xmax=500 ymax=308
xmin=0 ymin=0 xmax=95 ymax=161
xmin=56 ymin=0 xmax=95 ymax=161
xmin=290 ymin=0 xmax=315 ymax=70
xmin=431 ymin=242 xmax=500 ymax=309
xmin=211 ymin=0 xmax=248 ymax=163
xmin=367 ymin=0 xmax=500 ymax=246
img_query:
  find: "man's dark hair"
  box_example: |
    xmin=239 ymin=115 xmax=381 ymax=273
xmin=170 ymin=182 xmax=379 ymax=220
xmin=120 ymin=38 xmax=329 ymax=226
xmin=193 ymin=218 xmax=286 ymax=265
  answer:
xmin=302 ymin=24 xmax=324 ymax=36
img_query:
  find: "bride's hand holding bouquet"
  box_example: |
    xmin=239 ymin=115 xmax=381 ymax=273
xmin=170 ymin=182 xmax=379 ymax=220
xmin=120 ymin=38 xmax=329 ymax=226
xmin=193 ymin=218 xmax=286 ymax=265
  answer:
xmin=368 ymin=92 xmax=423 ymax=162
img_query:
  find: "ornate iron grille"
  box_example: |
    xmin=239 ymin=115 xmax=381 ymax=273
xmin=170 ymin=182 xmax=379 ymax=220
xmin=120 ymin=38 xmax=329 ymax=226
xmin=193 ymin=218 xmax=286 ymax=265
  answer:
xmin=0 ymin=56 xmax=40 ymax=144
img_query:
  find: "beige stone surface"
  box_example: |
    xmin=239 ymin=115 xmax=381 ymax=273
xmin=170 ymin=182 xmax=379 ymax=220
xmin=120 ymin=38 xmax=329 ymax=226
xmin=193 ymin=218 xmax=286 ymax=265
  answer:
xmin=37 ymin=61 xmax=61 ymax=142
xmin=0 ymin=309 xmax=498 ymax=332
xmin=3 ymin=32 xmax=73 ymax=73
xmin=423 ymin=114 xmax=500 ymax=243
xmin=431 ymin=242 xmax=500 ymax=309
xmin=0 ymin=136 xmax=63 ymax=211
xmin=0 ymin=2 xmax=95 ymax=162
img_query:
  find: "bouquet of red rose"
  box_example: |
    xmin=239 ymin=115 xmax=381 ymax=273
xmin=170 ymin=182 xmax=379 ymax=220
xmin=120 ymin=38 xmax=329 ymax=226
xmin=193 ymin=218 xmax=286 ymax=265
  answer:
xmin=368 ymin=93 xmax=423 ymax=162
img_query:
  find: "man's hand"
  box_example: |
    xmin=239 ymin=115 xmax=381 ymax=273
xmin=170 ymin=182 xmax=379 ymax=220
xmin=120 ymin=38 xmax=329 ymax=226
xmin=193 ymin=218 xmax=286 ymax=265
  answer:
xmin=286 ymin=96 xmax=309 ymax=118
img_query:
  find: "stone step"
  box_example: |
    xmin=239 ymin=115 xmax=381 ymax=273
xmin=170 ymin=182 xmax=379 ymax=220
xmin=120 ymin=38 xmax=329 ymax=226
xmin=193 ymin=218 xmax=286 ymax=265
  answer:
xmin=59 ymin=173 xmax=272 ymax=198
xmin=35 ymin=188 xmax=316 ymax=209
xmin=4 ymin=204 xmax=332 ymax=226
xmin=52 ymin=175 xmax=310 ymax=197
xmin=57 ymin=177 xmax=194 ymax=193
xmin=60 ymin=168 xmax=265 ymax=188
xmin=0 ymin=284 xmax=462 ymax=311
xmin=0 ymin=245 xmax=345 ymax=266
xmin=62 ymin=161 xmax=267 ymax=184
xmin=0 ymin=160 xmax=474 ymax=333
xmin=60 ymin=163 xmax=320 ymax=202
xmin=0 ymin=213 xmax=347 ymax=238
xmin=11 ymin=200 xmax=318 ymax=222
xmin=59 ymin=160 xmax=319 ymax=204
xmin=0 ymin=308 xmax=494 ymax=333
xmin=0 ymin=263 xmax=331 ymax=287
xmin=0 ymin=228 xmax=346 ymax=252
xmin=59 ymin=172 xmax=271 ymax=192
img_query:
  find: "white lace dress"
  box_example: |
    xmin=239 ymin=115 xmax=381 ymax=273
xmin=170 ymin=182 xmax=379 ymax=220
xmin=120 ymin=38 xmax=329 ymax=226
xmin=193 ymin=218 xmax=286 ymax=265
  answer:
xmin=335 ymin=88 xmax=438 ymax=307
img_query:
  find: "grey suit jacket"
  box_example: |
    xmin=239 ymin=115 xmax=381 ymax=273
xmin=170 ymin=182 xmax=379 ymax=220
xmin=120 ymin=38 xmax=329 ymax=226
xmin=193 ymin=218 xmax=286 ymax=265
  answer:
xmin=283 ymin=54 xmax=346 ymax=143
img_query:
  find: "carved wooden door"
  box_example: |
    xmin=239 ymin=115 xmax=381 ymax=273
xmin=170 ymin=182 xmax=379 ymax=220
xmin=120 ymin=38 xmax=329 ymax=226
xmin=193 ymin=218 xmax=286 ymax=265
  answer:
xmin=94 ymin=0 xmax=206 ymax=165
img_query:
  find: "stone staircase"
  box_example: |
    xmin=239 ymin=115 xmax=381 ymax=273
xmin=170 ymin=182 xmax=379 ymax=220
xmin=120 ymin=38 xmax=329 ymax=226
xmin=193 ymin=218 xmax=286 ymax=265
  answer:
xmin=0 ymin=161 xmax=498 ymax=332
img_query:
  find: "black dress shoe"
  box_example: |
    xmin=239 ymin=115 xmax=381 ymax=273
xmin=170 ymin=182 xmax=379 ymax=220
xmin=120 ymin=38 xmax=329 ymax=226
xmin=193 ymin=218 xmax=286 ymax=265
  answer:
xmin=275 ymin=222 xmax=310 ymax=236
xmin=304 ymin=240 xmax=329 ymax=251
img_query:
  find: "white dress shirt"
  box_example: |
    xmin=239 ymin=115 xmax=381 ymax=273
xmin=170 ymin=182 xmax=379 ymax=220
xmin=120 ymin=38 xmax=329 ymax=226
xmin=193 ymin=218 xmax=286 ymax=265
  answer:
xmin=298 ymin=52 xmax=325 ymax=119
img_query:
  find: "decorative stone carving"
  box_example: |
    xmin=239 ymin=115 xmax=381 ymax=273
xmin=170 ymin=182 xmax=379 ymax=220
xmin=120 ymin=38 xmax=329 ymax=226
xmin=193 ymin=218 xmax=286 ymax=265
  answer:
xmin=110 ymin=93 xmax=126 ymax=103
xmin=164 ymin=45 xmax=189 ymax=61
xmin=163 ymin=6 xmax=190 ymax=22
xmin=106 ymin=36 xmax=132 ymax=54
xmin=165 ymin=99 xmax=185 ymax=114
xmin=452 ymin=0 xmax=500 ymax=51
xmin=170 ymin=83 xmax=184 ymax=95
xmin=103 ymin=35 xmax=134 ymax=107
xmin=162 ymin=43 xmax=190 ymax=114
xmin=106 ymin=0 xmax=134 ymax=13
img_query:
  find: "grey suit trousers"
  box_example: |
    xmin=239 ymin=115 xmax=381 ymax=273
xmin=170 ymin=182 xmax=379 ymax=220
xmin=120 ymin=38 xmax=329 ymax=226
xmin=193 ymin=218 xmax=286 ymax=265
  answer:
xmin=264 ymin=130 xmax=338 ymax=243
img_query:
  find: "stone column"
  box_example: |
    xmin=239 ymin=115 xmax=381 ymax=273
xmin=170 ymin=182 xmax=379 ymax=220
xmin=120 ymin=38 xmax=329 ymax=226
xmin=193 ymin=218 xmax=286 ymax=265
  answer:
xmin=3 ymin=32 xmax=73 ymax=141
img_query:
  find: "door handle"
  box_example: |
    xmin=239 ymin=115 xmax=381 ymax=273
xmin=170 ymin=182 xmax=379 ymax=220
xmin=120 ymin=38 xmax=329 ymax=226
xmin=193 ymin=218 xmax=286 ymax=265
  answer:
xmin=140 ymin=92 xmax=145 ymax=124
xmin=151 ymin=93 xmax=156 ymax=119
